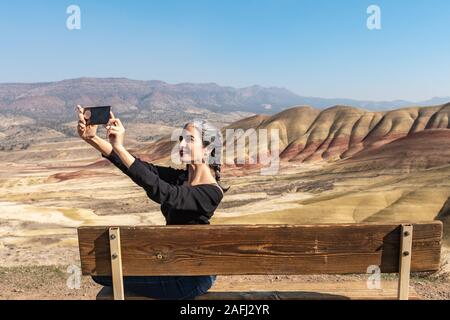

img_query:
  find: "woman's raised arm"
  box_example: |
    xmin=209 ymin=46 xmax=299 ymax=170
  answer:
xmin=86 ymin=135 xmax=113 ymax=157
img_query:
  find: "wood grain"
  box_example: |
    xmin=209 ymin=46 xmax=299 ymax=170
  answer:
xmin=78 ymin=222 xmax=443 ymax=276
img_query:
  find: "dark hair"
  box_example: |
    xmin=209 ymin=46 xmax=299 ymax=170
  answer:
xmin=184 ymin=120 xmax=230 ymax=193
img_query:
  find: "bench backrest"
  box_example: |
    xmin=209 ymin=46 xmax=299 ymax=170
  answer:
xmin=78 ymin=222 xmax=442 ymax=276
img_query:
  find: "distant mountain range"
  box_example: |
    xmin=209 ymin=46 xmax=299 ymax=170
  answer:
xmin=0 ymin=78 xmax=448 ymax=123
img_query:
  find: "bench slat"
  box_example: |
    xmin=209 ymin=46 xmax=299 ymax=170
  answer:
xmin=78 ymin=222 xmax=442 ymax=276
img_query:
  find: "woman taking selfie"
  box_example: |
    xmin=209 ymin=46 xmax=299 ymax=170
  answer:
xmin=76 ymin=105 xmax=229 ymax=299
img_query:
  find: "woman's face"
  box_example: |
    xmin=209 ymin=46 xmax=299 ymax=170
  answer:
xmin=179 ymin=124 xmax=205 ymax=164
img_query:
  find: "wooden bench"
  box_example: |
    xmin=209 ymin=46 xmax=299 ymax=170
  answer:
xmin=77 ymin=221 xmax=443 ymax=300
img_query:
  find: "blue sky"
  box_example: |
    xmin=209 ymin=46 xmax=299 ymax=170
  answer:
xmin=0 ymin=0 xmax=449 ymax=101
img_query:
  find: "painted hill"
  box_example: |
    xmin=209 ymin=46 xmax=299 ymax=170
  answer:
xmin=335 ymin=129 xmax=450 ymax=173
xmin=236 ymin=103 xmax=450 ymax=166
xmin=134 ymin=103 xmax=450 ymax=171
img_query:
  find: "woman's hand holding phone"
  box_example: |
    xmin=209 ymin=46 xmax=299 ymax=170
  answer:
xmin=106 ymin=111 xmax=126 ymax=150
xmin=76 ymin=105 xmax=98 ymax=141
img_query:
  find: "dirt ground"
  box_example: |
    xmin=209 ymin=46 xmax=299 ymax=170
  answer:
xmin=0 ymin=265 xmax=449 ymax=300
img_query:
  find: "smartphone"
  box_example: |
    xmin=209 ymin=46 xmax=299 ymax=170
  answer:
xmin=84 ymin=106 xmax=111 ymax=125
